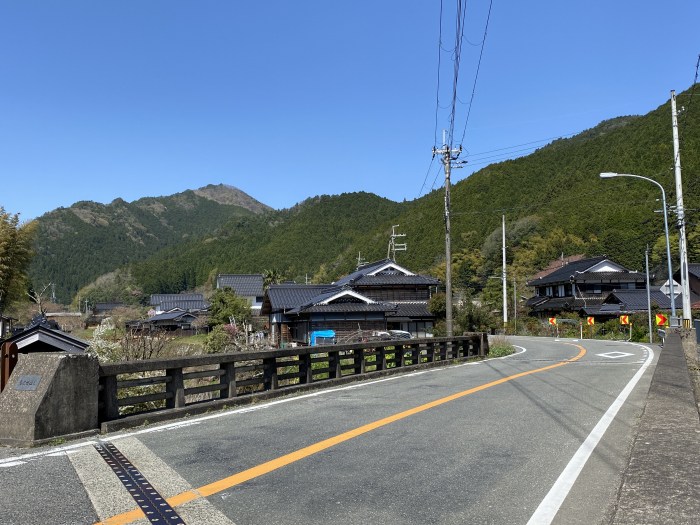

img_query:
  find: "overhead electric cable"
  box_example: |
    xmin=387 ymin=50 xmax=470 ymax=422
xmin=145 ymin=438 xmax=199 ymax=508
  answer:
xmin=433 ymin=0 xmax=445 ymax=147
xmin=458 ymin=0 xmax=493 ymax=146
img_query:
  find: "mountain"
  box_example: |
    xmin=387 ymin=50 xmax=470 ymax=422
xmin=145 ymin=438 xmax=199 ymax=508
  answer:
xmin=126 ymin=86 xmax=700 ymax=297
xmin=30 ymin=184 xmax=271 ymax=303
xmin=31 ymin=86 xmax=700 ymax=304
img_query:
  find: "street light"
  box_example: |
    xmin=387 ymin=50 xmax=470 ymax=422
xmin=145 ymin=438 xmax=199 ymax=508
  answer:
xmin=599 ymin=172 xmax=677 ymax=321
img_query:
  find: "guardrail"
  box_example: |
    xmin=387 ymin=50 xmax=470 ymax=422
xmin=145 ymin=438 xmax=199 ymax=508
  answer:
xmin=99 ymin=335 xmax=487 ymax=429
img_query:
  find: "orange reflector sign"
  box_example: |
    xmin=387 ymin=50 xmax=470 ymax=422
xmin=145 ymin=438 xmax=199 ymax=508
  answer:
xmin=620 ymin=315 xmax=629 ymax=325
xmin=655 ymin=313 xmax=668 ymax=326
xmin=586 ymin=316 xmax=594 ymax=326
xmin=548 ymin=317 xmax=557 ymax=325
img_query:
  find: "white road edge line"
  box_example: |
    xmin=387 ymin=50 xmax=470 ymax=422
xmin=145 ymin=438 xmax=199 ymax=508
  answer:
xmin=526 ymin=343 xmax=654 ymax=525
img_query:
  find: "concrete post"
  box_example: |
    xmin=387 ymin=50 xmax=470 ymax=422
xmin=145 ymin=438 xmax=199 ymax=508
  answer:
xmin=0 ymin=352 xmax=99 ymax=447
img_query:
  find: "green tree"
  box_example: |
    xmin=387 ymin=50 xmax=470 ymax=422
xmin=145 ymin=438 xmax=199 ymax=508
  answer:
xmin=0 ymin=208 xmax=37 ymax=311
xmin=263 ymin=268 xmax=285 ymax=289
xmin=208 ymin=287 xmax=252 ymax=327
xmin=428 ymin=292 xmax=447 ymax=320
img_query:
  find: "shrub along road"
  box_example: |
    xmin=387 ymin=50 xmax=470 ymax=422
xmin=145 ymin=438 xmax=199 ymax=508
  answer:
xmin=0 ymin=336 xmax=656 ymax=524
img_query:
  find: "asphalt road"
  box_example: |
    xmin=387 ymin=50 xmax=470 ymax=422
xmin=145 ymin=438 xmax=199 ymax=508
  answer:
xmin=0 ymin=336 xmax=657 ymax=525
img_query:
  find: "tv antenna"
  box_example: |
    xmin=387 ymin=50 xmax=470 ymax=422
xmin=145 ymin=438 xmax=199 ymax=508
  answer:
xmin=387 ymin=225 xmax=407 ymax=261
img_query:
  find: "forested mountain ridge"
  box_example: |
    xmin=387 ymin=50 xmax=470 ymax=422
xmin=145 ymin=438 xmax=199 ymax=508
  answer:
xmin=127 ymin=87 xmax=700 ymax=299
xmin=30 ymin=184 xmax=270 ymax=302
xmin=31 ymin=86 xmax=700 ymax=305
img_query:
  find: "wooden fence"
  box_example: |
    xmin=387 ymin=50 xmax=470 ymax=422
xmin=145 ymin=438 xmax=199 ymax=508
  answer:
xmin=98 ymin=335 xmax=487 ymax=429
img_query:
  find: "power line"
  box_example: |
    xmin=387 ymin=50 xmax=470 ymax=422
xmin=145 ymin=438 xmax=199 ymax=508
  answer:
xmin=458 ymin=0 xmax=494 ymax=146
xmin=677 ymin=54 xmax=700 ymax=155
xmin=433 ymin=0 xmax=445 ymax=148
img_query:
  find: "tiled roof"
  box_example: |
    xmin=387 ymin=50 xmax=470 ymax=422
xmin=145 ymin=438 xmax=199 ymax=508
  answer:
xmin=264 ymin=284 xmax=337 ymax=312
xmin=603 ymin=288 xmax=685 ymax=312
xmin=333 ymin=259 xmax=396 ymax=286
xmin=216 ymin=274 xmax=264 ymax=297
xmin=290 ymin=303 xmax=397 ymax=314
xmin=333 ymin=259 xmax=429 ymax=287
xmin=569 ymin=271 xmax=646 ymax=283
xmin=687 ymin=264 xmax=700 ymax=279
xmin=150 ymin=293 xmax=205 ymax=306
xmin=388 ymin=303 xmax=434 ymax=318
xmin=527 ymin=256 xmax=634 ymax=286
xmin=352 ymin=275 xmax=439 ymax=286
xmin=158 ymin=299 xmax=209 ymax=312
xmin=529 ymin=296 xmax=605 ymax=313
xmin=148 ymin=311 xmax=198 ymax=322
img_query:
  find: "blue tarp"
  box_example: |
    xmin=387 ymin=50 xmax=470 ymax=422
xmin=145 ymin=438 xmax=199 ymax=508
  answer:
xmin=310 ymin=330 xmax=336 ymax=346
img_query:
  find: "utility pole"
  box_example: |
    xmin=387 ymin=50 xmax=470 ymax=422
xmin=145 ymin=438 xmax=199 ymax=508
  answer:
xmin=433 ymin=131 xmax=463 ymax=337
xmin=513 ymin=277 xmax=517 ymax=334
xmin=645 ymin=245 xmax=653 ymax=343
xmin=671 ymin=90 xmax=691 ymax=327
xmin=502 ymin=214 xmax=507 ymax=330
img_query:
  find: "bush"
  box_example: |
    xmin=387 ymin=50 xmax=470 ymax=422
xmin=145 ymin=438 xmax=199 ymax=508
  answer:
xmin=205 ymin=325 xmax=234 ymax=354
xmin=488 ymin=335 xmax=515 ymax=358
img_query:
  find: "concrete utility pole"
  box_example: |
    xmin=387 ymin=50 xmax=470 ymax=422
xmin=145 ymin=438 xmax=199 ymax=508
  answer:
xmin=645 ymin=245 xmax=653 ymax=343
xmin=502 ymin=215 xmax=507 ymax=329
xmin=433 ymin=132 xmax=463 ymax=337
xmin=671 ymin=90 xmax=692 ymax=327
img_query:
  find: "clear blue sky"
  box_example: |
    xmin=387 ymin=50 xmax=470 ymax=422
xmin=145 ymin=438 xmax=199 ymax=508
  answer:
xmin=1 ymin=1 xmax=699 ymax=220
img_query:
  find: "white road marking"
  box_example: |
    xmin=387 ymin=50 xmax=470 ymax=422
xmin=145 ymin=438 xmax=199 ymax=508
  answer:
xmin=526 ymin=343 xmax=654 ymax=525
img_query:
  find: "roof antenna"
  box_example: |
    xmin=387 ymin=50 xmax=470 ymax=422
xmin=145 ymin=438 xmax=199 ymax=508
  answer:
xmin=357 ymin=252 xmax=367 ymax=269
xmin=387 ymin=225 xmax=407 ymax=261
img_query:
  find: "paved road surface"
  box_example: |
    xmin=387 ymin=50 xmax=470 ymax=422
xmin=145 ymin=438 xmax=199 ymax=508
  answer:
xmin=0 ymin=337 xmax=656 ymax=524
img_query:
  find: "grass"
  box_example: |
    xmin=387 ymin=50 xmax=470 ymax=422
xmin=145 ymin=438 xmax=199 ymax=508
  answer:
xmin=488 ymin=336 xmax=516 ymax=358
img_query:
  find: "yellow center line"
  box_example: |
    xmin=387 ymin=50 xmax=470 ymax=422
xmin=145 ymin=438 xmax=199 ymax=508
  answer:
xmin=98 ymin=344 xmax=586 ymax=525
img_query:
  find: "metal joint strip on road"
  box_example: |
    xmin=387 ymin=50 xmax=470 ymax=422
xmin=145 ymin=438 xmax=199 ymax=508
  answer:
xmin=94 ymin=442 xmax=186 ymax=525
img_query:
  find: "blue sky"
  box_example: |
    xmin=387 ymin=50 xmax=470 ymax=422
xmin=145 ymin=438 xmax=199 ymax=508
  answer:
xmin=1 ymin=1 xmax=699 ymax=220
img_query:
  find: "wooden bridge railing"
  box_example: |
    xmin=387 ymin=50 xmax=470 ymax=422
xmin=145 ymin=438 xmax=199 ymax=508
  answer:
xmin=98 ymin=334 xmax=488 ymax=429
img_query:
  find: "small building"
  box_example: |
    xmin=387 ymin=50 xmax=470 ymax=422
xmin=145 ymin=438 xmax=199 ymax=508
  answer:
xmin=215 ymin=274 xmax=265 ymax=315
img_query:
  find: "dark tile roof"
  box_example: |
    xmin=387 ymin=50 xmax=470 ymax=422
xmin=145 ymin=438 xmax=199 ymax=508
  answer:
xmin=150 ymin=293 xmax=206 ymax=306
xmin=603 ymin=288 xmax=686 ymax=312
xmin=4 ymin=323 xmax=89 ymax=353
xmin=333 ymin=259 xmax=439 ymax=287
xmin=352 ymin=274 xmax=440 ymax=286
xmin=527 ymin=256 xmax=641 ymax=286
xmin=388 ymin=303 xmax=434 ymax=318
xmin=290 ymin=303 xmax=398 ymax=314
xmin=569 ymin=271 xmax=646 ymax=283
xmin=264 ymin=284 xmax=337 ymax=312
xmin=157 ymin=299 xmax=209 ymax=312
xmin=148 ymin=311 xmax=198 ymax=322
xmin=687 ymin=264 xmax=700 ymax=279
xmin=216 ymin=274 xmax=264 ymax=297
xmin=529 ymin=296 xmax=605 ymax=313
xmin=333 ymin=259 xmax=396 ymax=286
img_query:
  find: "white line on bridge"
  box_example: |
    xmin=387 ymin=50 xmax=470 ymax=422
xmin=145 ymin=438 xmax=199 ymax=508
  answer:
xmin=526 ymin=343 xmax=654 ymax=525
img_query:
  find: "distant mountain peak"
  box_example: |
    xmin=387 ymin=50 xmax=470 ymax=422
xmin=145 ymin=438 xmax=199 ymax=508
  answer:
xmin=193 ymin=184 xmax=272 ymax=214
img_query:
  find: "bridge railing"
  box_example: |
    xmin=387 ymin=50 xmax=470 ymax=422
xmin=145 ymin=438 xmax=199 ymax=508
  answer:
xmin=99 ymin=335 xmax=487 ymax=427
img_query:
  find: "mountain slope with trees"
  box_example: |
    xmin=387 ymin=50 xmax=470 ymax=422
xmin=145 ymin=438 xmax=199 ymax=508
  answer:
xmin=30 ymin=184 xmax=271 ymax=302
xmin=30 ymin=86 xmax=700 ymax=306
